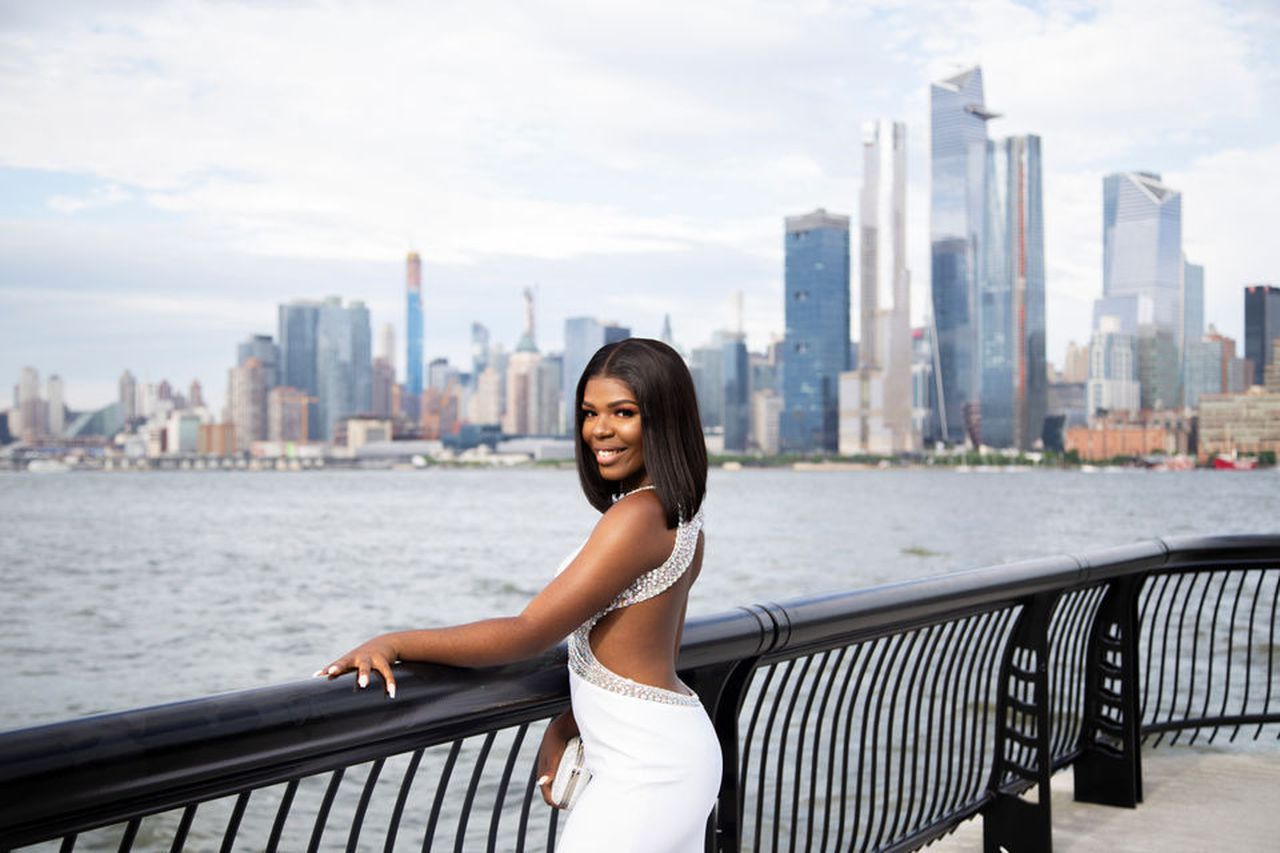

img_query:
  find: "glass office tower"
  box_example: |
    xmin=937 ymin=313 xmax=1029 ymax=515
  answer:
xmin=316 ymin=297 xmax=372 ymax=441
xmin=931 ymin=67 xmax=999 ymax=445
xmin=781 ymin=209 xmax=850 ymax=453
xmin=278 ymin=300 xmax=321 ymax=439
xmin=980 ymin=134 xmax=1046 ymax=449
xmin=1093 ymin=172 xmax=1183 ymax=409
xmin=1245 ymin=284 xmax=1280 ymax=386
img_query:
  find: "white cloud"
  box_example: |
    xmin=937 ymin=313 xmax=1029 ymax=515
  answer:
xmin=1 ymin=0 xmax=1277 ymax=392
xmin=47 ymin=183 xmax=131 ymax=214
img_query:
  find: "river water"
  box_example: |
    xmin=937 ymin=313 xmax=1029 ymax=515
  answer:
xmin=1 ymin=466 xmax=1277 ymax=732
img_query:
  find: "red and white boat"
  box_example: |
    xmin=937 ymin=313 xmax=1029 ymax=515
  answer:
xmin=1213 ymin=453 xmax=1258 ymax=471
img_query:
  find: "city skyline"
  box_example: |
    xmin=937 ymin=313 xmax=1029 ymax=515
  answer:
xmin=2 ymin=1 xmax=1278 ymax=411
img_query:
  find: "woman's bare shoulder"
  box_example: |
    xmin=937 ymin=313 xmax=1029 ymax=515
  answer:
xmin=584 ymin=491 xmax=673 ymax=566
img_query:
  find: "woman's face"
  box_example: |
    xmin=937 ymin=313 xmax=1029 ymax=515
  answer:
xmin=581 ymin=375 xmax=647 ymax=486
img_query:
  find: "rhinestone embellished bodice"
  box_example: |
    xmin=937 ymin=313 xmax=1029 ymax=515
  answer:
xmin=566 ymin=487 xmax=704 ymax=706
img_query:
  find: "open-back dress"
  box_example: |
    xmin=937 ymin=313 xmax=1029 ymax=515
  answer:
xmin=553 ymin=490 xmax=721 ymax=852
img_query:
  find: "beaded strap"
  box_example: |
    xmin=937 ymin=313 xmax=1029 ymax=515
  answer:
xmin=568 ymin=507 xmax=705 ymax=706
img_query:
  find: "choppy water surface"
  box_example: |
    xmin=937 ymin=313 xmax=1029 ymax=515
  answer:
xmin=1 ymin=466 xmax=1277 ymax=730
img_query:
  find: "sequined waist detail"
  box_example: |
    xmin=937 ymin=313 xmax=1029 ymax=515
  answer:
xmin=569 ymin=627 xmax=701 ymax=707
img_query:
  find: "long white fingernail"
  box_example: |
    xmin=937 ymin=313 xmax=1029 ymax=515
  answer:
xmin=358 ymin=674 xmax=368 ymax=688
xmin=536 ymin=775 xmax=551 ymax=786
xmin=313 ymin=670 xmax=326 ymax=678
xmin=388 ymin=683 xmax=397 ymax=699
xmin=328 ymin=665 xmax=339 ymax=675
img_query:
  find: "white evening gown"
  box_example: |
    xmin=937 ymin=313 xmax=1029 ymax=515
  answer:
xmin=553 ymin=503 xmax=721 ymax=853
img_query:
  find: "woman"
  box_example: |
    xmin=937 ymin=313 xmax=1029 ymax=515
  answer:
xmin=317 ymin=338 xmax=721 ymax=852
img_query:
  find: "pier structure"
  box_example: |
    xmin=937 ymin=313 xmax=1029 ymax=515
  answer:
xmin=1 ymin=536 xmax=1277 ymax=851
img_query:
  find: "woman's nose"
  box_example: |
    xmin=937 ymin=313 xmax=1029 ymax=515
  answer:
xmin=592 ymin=416 xmax=612 ymax=436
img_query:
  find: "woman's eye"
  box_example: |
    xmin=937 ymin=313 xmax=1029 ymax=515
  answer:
xmin=616 ymin=409 xmax=636 ymax=418
xmin=581 ymin=410 xmax=596 ymax=418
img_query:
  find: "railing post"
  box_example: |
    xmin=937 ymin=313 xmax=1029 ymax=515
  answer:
xmin=1073 ymin=576 xmax=1144 ymax=807
xmin=983 ymin=592 xmax=1057 ymax=853
xmin=688 ymin=603 xmax=786 ymax=853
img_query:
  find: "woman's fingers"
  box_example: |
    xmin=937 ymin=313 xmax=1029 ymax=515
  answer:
xmin=313 ymin=648 xmax=395 ymax=698
xmin=370 ymin=654 xmax=397 ymax=698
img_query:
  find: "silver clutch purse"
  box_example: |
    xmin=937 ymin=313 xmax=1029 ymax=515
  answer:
xmin=550 ymin=736 xmax=591 ymax=810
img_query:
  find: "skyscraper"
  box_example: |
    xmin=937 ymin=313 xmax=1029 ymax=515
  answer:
xmin=1245 ymin=284 xmax=1280 ymax=387
xmin=930 ymin=67 xmax=999 ymax=445
xmin=316 ymin=297 xmax=373 ymax=441
xmin=471 ymin=322 xmax=491 ymax=378
xmin=47 ymin=375 xmax=64 ymax=438
xmin=406 ymin=252 xmax=423 ymax=399
xmin=119 ymin=370 xmax=137 ymax=424
xmin=847 ymin=119 xmax=915 ymax=453
xmin=278 ymin=300 xmax=321 ymax=437
xmin=236 ymin=334 xmax=279 ymax=389
xmin=722 ymin=334 xmax=749 ymax=452
xmin=982 ymin=134 xmax=1046 ymax=449
xmin=563 ymin=317 xmax=631 ymax=428
xmin=1092 ymin=172 xmax=1183 ymax=411
xmin=227 ymin=357 xmax=267 ymax=449
xmin=781 ymin=208 xmax=850 ymax=452
xmin=1097 ymin=172 xmax=1183 ymax=333
xmin=1181 ymin=260 xmax=1204 ymax=405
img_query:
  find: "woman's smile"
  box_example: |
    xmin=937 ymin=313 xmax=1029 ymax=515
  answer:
xmin=581 ymin=376 xmax=647 ymax=485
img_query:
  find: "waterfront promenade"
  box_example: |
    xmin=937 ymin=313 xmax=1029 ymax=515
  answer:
xmin=936 ymin=746 xmax=1280 ymax=851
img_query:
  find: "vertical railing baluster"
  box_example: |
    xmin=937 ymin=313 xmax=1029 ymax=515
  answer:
xmin=786 ymin=650 xmax=832 ymax=852
xmin=818 ymin=643 xmax=863 ymax=852
xmin=385 ymin=749 xmax=425 ymax=853
xmin=770 ymin=655 xmax=812 ymax=853
xmin=266 ymin=778 xmax=299 ymax=853
xmin=169 ymin=803 xmax=197 ymax=853
xmin=486 ymin=723 xmax=529 ymax=853
xmin=116 ymin=818 xmax=141 ymax=852
xmin=422 ymin=741 xmax=462 ymax=853
xmin=346 ymin=758 xmax=385 ymax=852
xmin=453 ymin=731 xmax=496 ymax=853
xmin=802 ymin=645 xmax=847 ymax=853
xmin=1218 ymin=568 xmax=1249 ymax=742
xmin=219 ymin=790 xmax=251 ymax=853
xmin=307 ymin=768 xmax=345 ymax=853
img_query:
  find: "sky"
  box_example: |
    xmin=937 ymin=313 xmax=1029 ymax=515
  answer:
xmin=2 ymin=0 xmax=1278 ymax=412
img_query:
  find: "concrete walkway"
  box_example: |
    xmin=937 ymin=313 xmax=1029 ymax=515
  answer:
xmin=932 ymin=745 xmax=1279 ymax=851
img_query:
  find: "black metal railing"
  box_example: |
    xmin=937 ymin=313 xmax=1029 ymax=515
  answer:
xmin=1 ymin=535 xmax=1277 ymax=852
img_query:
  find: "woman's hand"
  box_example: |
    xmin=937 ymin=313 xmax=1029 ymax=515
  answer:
xmin=536 ymin=710 xmax=579 ymax=807
xmin=314 ymin=635 xmax=400 ymax=698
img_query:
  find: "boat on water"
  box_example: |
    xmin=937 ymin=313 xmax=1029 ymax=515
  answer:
xmin=26 ymin=459 xmax=71 ymax=473
xmin=1212 ymin=453 xmax=1258 ymax=471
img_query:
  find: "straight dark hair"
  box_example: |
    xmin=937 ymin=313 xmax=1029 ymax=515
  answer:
xmin=575 ymin=338 xmax=707 ymax=528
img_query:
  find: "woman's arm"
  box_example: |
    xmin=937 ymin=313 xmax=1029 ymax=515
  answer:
xmin=317 ymin=493 xmax=673 ymax=696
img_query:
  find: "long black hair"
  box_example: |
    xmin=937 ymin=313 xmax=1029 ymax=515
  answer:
xmin=574 ymin=338 xmax=706 ymax=529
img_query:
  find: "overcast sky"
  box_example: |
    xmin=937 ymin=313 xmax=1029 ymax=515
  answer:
xmin=3 ymin=0 xmax=1277 ymax=412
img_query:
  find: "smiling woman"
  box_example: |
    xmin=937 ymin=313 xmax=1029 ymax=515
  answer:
xmin=318 ymin=338 xmax=718 ymax=852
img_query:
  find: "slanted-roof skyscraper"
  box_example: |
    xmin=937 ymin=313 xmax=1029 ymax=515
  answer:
xmin=781 ymin=208 xmax=850 ymax=452
xmin=1092 ymin=172 xmax=1183 ymax=410
xmin=930 ymin=67 xmax=999 ymax=445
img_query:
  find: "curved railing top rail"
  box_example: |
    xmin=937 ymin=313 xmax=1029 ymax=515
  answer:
xmin=3 ymin=534 xmax=1278 ymax=840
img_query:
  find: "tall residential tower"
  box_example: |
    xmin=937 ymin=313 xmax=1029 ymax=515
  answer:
xmin=406 ymin=252 xmax=424 ymax=400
